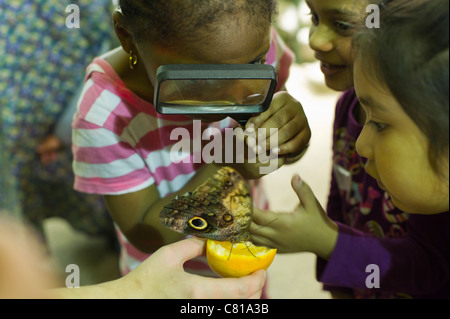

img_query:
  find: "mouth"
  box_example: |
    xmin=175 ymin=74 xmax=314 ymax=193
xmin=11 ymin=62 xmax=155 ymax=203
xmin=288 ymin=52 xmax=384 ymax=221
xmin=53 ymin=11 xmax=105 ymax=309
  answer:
xmin=320 ymin=61 xmax=347 ymax=76
xmin=364 ymin=165 xmax=386 ymax=191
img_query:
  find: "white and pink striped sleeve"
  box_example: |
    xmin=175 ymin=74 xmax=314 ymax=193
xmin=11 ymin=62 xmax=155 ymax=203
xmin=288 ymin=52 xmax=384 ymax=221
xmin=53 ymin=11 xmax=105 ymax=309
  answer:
xmin=72 ymin=85 xmax=154 ymax=195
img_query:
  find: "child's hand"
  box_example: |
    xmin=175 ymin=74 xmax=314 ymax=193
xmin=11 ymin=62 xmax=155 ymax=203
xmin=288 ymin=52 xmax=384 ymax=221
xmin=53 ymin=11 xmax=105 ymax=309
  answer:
xmin=245 ymin=92 xmax=311 ymax=160
xmin=36 ymin=134 xmax=63 ymax=165
xmin=250 ymin=175 xmax=338 ymax=259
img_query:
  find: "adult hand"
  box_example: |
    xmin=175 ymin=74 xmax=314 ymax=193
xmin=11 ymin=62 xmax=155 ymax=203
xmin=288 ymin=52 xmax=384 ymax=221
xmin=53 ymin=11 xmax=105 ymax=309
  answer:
xmin=0 ymin=218 xmax=57 ymax=298
xmin=116 ymin=237 xmax=266 ymax=299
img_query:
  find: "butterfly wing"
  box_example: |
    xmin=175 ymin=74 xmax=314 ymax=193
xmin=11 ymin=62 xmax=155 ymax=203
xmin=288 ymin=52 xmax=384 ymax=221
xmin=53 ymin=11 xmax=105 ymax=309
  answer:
xmin=160 ymin=167 xmax=252 ymax=242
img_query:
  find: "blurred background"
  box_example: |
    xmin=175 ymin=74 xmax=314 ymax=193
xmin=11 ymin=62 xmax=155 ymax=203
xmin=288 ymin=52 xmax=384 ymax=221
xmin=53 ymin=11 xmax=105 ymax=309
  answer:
xmin=1 ymin=0 xmax=339 ymax=298
xmin=275 ymin=0 xmax=316 ymax=63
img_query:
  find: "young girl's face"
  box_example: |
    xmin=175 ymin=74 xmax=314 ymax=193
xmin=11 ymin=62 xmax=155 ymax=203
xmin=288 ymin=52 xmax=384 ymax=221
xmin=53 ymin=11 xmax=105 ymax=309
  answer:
xmin=134 ymin=15 xmax=271 ymax=122
xmin=354 ymin=55 xmax=449 ymax=214
xmin=306 ymin=0 xmax=367 ymax=91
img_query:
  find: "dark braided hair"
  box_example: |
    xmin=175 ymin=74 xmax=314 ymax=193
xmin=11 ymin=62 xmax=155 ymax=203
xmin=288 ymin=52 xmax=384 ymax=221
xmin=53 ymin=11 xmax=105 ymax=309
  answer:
xmin=118 ymin=0 xmax=278 ymax=47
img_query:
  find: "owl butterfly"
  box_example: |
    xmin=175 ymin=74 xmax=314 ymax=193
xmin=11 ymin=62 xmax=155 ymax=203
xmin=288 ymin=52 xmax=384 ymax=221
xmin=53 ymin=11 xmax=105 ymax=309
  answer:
xmin=159 ymin=166 xmax=252 ymax=243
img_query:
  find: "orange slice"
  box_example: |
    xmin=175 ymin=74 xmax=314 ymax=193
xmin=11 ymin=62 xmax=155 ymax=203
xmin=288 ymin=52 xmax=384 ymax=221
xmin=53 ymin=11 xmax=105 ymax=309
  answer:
xmin=206 ymin=239 xmax=277 ymax=278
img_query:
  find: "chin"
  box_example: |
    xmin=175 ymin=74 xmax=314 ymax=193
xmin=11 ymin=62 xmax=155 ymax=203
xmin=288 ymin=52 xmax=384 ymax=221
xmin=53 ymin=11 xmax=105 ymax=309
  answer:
xmin=324 ymin=73 xmax=354 ymax=92
xmin=325 ymin=78 xmax=353 ymax=92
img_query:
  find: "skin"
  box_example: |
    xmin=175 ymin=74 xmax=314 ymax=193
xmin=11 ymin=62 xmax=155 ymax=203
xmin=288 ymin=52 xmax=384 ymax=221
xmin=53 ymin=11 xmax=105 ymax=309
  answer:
xmin=103 ymin=9 xmax=311 ymax=256
xmin=14 ymin=3 xmax=308 ymax=300
xmin=307 ymin=0 xmax=368 ymax=127
xmin=250 ymin=175 xmax=338 ymax=259
xmin=306 ymin=0 xmax=367 ymax=93
xmin=0 ymin=220 xmax=266 ymax=299
xmin=354 ymin=54 xmax=449 ymax=215
xmin=0 ymin=218 xmax=58 ymax=299
xmin=51 ymin=238 xmax=266 ymax=299
xmin=249 ymin=0 xmax=367 ymax=259
xmin=36 ymin=134 xmax=62 ymax=165
xmin=250 ymin=21 xmax=449 ymax=261
xmin=251 ymin=0 xmax=448 ymax=298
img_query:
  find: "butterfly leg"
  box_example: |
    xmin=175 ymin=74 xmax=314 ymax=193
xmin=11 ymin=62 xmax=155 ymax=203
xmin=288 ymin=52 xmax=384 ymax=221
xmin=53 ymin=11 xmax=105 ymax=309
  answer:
xmin=227 ymin=243 xmax=234 ymax=260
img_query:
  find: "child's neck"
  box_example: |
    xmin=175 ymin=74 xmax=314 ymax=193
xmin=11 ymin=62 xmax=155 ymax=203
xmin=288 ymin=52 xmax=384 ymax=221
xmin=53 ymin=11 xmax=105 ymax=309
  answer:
xmin=105 ymin=47 xmax=155 ymax=103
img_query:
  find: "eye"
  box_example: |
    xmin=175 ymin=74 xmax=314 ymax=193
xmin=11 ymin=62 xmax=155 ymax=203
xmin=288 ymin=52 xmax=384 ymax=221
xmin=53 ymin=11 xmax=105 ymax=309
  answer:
xmin=368 ymin=120 xmax=388 ymax=132
xmin=223 ymin=213 xmax=233 ymax=223
xmin=251 ymin=58 xmax=267 ymax=65
xmin=188 ymin=217 xmax=208 ymax=230
xmin=334 ymin=21 xmax=355 ymax=36
xmin=307 ymin=11 xmax=319 ymax=25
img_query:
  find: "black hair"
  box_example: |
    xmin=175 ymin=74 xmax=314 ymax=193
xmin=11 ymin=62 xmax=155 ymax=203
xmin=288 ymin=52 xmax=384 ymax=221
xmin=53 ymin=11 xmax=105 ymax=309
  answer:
xmin=355 ymin=0 xmax=449 ymax=178
xmin=118 ymin=0 xmax=278 ymax=47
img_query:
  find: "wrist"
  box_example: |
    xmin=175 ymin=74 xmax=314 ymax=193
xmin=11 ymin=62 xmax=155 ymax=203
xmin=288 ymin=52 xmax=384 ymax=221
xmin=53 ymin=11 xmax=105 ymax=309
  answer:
xmin=314 ymin=220 xmax=339 ymax=260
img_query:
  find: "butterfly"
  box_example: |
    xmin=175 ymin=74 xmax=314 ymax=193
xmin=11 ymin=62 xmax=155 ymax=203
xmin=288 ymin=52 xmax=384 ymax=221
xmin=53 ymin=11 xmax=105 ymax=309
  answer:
xmin=159 ymin=166 xmax=252 ymax=243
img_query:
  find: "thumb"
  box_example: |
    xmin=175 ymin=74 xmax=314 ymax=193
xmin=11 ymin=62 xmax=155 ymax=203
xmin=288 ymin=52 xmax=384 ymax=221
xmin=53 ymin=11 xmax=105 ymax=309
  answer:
xmin=169 ymin=237 xmax=207 ymax=265
xmin=291 ymin=175 xmax=317 ymax=210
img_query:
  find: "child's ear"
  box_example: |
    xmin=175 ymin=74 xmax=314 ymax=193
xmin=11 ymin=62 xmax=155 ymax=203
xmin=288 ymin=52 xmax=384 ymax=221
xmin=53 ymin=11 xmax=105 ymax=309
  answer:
xmin=112 ymin=11 xmax=136 ymax=53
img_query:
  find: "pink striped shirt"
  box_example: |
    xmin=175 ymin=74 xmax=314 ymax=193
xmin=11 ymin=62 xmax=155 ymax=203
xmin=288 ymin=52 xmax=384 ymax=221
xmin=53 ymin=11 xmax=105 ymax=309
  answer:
xmin=72 ymin=29 xmax=293 ymax=276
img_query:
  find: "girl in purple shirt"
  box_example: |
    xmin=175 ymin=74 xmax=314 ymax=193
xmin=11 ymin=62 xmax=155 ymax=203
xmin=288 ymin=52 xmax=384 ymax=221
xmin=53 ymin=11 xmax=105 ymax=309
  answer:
xmin=251 ymin=0 xmax=449 ymax=298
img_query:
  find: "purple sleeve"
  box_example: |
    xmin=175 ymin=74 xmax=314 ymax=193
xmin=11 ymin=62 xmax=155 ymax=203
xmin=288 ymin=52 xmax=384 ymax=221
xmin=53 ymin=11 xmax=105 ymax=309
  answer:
xmin=316 ymin=91 xmax=353 ymax=295
xmin=319 ymin=213 xmax=449 ymax=297
xmin=325 ymin=90 xmax=356 ymax=222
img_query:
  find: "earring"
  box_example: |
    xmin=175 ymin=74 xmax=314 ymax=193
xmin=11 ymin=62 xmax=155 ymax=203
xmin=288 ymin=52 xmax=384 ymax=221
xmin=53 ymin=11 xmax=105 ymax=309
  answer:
xmin=129 ymin=50 xmax=138 ymax=70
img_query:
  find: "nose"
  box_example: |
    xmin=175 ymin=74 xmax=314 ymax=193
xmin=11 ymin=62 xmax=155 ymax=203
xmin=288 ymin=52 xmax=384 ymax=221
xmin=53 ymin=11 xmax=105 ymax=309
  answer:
xmin=355 ymin=124 xmax=373 ymax=162
xmin=309 ymin=24 xmax=334 ymax=53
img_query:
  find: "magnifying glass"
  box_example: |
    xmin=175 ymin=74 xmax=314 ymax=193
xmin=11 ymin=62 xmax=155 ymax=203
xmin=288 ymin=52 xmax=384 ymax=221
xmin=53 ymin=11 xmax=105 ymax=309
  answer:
xmin=154 ymin=64 xmax=278 ymax=126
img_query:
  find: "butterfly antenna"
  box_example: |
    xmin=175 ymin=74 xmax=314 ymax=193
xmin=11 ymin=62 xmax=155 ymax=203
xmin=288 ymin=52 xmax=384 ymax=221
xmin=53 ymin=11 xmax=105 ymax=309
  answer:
xmin=251 ymin=218 xmax=279 ymax=233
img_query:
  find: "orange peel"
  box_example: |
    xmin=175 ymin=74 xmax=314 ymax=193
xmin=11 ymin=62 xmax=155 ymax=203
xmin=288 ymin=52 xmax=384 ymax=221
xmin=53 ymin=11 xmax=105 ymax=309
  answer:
xmin=206 ymin=239 xmax=277 ymax=278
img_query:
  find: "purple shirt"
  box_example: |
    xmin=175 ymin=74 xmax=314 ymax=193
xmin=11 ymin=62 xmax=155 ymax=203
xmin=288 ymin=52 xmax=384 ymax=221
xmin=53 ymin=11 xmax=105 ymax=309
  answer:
xmin=317 ymin=89 xmax=449 ymax=298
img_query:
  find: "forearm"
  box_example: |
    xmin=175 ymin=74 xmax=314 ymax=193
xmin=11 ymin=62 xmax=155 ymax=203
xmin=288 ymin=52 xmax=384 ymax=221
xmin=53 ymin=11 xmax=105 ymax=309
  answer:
xmin=49 ymin=282 xmax=116 ymax=299
xmin=49 ymin=276 xmax=140 ymax=299
xmin=312 ymin=219 xmax=339 ymax=260
xmin=132 ymin=163 xmax=222 ymax=252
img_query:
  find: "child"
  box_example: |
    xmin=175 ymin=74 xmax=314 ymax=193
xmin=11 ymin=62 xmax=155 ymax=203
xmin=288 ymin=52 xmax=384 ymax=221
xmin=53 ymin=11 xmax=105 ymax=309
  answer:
xmin=251 ymin=0 xmax=448 ymax=298
xmin=354 ymin=0 xmax=449 ymax=216
xmin=71 ymin=0 xmax=310 ymax=284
